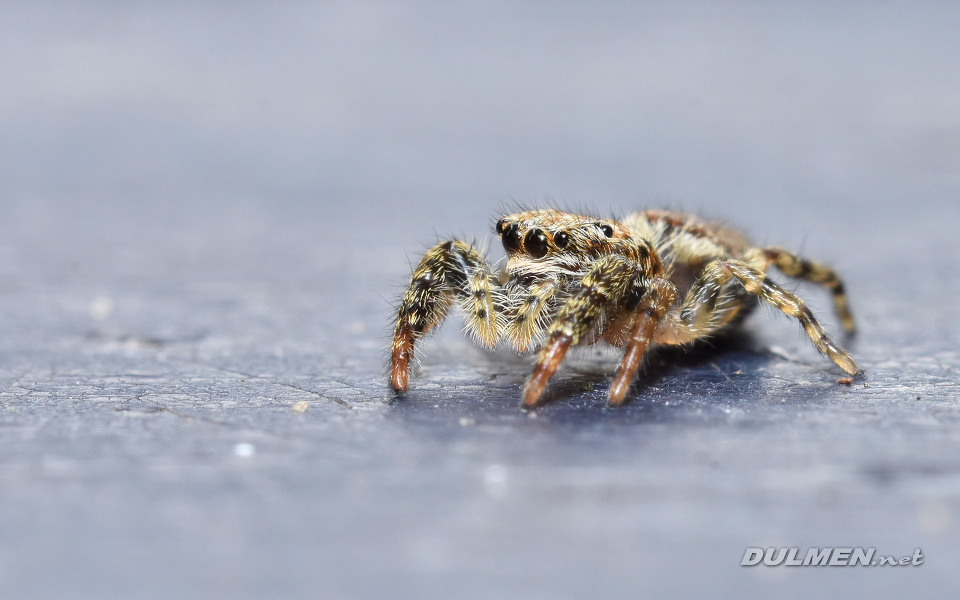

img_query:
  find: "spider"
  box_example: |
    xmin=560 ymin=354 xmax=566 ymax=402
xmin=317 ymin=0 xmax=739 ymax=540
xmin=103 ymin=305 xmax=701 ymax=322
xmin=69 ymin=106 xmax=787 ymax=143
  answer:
xmin=390 ymin=208 xmax=858 ymax=408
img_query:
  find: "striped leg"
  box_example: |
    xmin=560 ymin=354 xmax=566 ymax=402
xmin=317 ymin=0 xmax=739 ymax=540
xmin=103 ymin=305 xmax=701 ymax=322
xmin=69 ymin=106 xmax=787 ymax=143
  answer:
xmin=506 ymin=279 xmax=557 ymax=353
xmin=759 ymin=246 xmax=856 ymax=333
xmin=676 ymin=259 xmax=751 ymax=341
xmin=681 ymin=259 xmax=858 ymax=375
xmin=522 ymin=255 xmax=647 ymax=408
xmin=391 ymin=240 xmax=499 ymax=392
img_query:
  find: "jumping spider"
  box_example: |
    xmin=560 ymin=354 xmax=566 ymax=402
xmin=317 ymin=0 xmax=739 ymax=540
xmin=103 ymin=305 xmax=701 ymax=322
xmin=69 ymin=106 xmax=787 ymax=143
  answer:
xmin=391 ymin=209 xmax=858 ymax=408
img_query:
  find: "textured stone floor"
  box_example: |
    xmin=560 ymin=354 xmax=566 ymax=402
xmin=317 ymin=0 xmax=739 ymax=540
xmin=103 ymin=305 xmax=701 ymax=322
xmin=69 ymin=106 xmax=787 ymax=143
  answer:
xmin=2 ymin=3 xmax=959 ymax=598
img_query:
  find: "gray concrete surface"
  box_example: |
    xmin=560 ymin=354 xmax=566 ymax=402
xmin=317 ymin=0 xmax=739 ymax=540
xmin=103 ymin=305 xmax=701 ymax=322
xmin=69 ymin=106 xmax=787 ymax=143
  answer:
xmin=2 ymin=2 xmax=960 ymax=598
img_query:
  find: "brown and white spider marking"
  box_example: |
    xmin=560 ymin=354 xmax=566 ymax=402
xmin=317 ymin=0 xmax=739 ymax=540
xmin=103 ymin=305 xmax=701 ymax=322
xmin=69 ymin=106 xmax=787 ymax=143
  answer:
xmin=390 ymin=209 xmax=858 ymax=408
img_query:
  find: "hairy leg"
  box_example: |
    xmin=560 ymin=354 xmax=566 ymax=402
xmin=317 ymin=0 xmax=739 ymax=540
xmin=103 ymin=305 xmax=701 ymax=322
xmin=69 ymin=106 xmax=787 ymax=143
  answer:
xmin=391 ymin=240 xmax=499 ymax=392
xmin=505 ymin=279 xmax=557 ymax=353
xmin=672 ymin=259 xmax=752 ymax=341
xmin=608 ymin=279 xmax=677 ymax=407
xmin=676 ymin=258 xmax=857 ymax=375
xmin=756 ymin=246 xmax=856 ymax=333
xmin=523 ymin=255 xmax=648 ymax=408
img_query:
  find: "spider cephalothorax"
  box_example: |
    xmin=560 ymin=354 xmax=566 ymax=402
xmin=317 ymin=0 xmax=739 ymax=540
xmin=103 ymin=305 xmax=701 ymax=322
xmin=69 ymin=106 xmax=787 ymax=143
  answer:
xmin=390 ymin=208 xmax=858 ymax=408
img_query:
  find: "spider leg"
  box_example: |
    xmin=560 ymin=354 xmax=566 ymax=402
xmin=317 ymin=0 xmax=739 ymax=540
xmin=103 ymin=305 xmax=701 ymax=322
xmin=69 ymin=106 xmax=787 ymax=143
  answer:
xmin=608 ymin=279 xmax=677 ymax=407
xmin=678 ymin=259 xmax=858 ymax=375
xmin=755 ymin=246 xmax=856 ymax=333
xmin=522 ymin=255 xmax=650 ymax=408
xmin=391 ymin=240 xmax=499 ymax=392
xmin=506 ymin=279 xmax=558 ymax=353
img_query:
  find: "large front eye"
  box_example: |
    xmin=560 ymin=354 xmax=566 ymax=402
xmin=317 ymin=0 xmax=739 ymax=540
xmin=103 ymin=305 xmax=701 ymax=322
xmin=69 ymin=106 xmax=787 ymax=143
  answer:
xmin=501 ymin=222 xmax=522 ymax=252
xmin=524 ymin=228 xmax=548 ymax=258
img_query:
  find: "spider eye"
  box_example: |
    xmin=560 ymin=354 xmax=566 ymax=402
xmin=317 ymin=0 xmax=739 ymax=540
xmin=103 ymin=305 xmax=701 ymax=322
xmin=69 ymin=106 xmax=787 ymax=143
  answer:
xmin=600 ymin=224 xmax=614 ymax=238
xmin=554 ymin=231 xmax=570 ymax=249
xmin=524 ymin=228 xmax=548 ymax=259
xmin=501 ymin=222 xmax=522 ymax=252
xmin=495 ymin=218 xmax=507 ymax=234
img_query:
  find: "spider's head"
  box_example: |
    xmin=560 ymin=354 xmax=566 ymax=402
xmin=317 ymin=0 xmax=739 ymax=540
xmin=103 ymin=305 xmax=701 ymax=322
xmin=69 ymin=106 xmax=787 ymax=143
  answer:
xmin=494 ymin=209 xmax=626 ymax=261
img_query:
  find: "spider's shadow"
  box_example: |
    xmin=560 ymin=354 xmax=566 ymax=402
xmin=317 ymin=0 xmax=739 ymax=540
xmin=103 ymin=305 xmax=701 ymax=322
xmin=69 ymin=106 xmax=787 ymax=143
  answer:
xmin=533 ymin=328 xmax=763 ymax=407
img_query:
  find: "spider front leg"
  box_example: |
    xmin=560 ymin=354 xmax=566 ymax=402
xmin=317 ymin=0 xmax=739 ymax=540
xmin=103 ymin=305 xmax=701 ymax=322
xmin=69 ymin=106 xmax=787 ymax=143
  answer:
xmin=391 ymin=240 xmax=499 ymax=392
xmin=607 ymin=279 xmax=677 ymax=407
xmin=522 ymin=255 xmax=663 ymax=408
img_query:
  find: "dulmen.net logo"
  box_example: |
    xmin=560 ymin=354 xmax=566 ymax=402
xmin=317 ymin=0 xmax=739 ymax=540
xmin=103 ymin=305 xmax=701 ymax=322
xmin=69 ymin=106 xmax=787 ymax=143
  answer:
xmin=741 ymin=547 xmax=924 ymax=567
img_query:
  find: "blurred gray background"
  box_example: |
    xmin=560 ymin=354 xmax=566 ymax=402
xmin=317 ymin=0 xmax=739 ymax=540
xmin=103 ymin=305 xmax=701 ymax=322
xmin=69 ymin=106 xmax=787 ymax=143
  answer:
xmin=1 ymin=2 xmax=959 ymax=598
